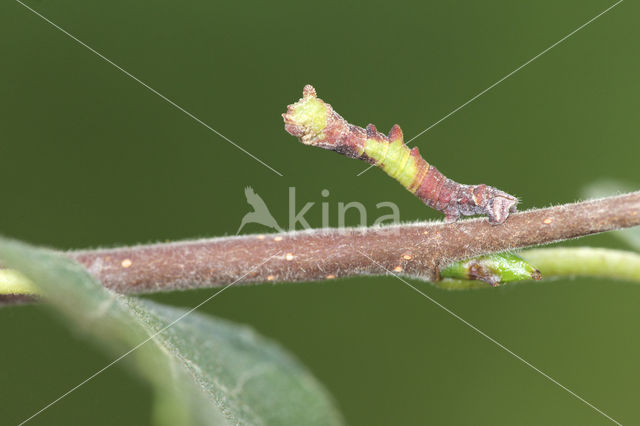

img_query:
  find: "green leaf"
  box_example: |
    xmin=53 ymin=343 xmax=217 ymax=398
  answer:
xmin=0 ymin=237 xmax=344 ymax=426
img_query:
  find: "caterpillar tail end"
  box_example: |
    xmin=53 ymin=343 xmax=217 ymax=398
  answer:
xmin=462 ymin=184 xmax=518 ymax=225
xmin=485 ymin=190 xmax=519 ymax=225
xmin=445 ymin=188 xmax=517 ymax=225
xmin=417 ymin=166 xmax=518 ymax=225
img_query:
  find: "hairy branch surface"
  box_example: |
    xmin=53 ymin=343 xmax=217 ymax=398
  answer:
xmin=62 ymin=192 xmax=640 ymax=294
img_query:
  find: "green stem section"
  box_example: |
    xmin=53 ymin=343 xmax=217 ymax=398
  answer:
xmin=520 ymin=247 xmax=640 ymax=281
xmin=435 ymin=247 xmax=640 ymax=290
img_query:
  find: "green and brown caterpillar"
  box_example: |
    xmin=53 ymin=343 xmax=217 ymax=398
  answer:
xmin=283 ymin=85 xmax=518 ymax=224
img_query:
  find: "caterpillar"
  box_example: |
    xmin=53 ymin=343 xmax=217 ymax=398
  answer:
xmin=282 ymin=85 xmax=518 ymax=224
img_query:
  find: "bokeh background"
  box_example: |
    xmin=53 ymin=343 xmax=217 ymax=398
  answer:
xmin=1 ymin=0 xmax=639 ymax=424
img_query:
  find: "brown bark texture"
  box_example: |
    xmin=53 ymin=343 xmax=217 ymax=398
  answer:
xmin=66 ymin=192 xmax=640 ymax=294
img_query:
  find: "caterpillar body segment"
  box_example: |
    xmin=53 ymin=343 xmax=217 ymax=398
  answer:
xmin=283 ymin=85 xmax=518 ymax=224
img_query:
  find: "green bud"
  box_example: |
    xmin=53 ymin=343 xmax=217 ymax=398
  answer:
xmin=440 ymin=253 xmax=541 ymax=287
xmin=0 ymin=268 xmax=39 ymax=295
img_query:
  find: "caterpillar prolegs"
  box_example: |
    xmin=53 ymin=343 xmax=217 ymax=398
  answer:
xmin=283 ymin=85 xmax=518 ymax=224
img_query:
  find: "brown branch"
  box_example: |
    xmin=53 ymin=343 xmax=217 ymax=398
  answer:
xmin=0 ymin=294 xmax=39 ymax=306
xmin=64 ymin=192 xmax=640 ymax=294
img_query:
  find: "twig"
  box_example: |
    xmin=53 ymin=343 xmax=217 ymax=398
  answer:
xmin=62 ymin=191 xmax=640 ymax=294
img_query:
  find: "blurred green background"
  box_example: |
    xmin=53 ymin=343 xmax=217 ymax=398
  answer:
xmin=1 ymin=0 xmax=638 ymax=424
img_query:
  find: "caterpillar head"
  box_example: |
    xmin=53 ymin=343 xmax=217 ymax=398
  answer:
xmin=282 ymin=85 xmax=331 ymax=145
